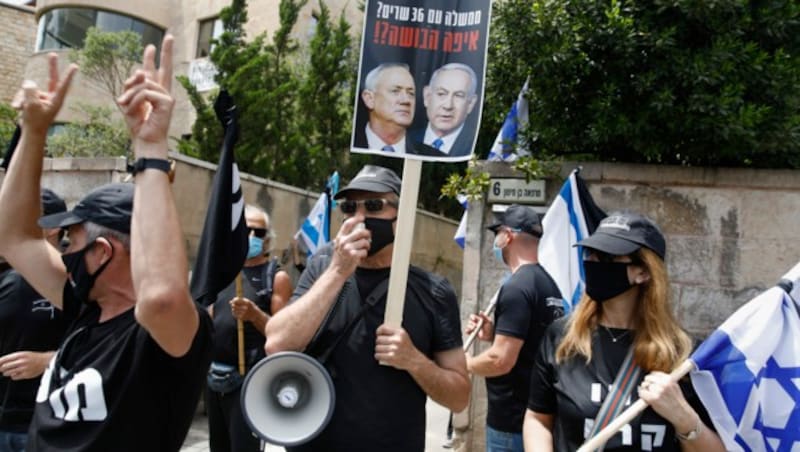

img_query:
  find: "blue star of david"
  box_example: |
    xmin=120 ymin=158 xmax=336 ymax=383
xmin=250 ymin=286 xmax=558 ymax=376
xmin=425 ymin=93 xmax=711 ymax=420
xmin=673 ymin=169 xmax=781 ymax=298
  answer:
xmin=736 ymin=357 xmax=800 ymax=451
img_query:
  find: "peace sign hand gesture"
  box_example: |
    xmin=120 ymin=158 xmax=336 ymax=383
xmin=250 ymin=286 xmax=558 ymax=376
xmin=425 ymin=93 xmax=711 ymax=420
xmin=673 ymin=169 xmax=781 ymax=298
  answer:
xmin=116 ymin=34 xmax=175 ymax=157
xmin=11 ymin=53 xmax=78 ymax=135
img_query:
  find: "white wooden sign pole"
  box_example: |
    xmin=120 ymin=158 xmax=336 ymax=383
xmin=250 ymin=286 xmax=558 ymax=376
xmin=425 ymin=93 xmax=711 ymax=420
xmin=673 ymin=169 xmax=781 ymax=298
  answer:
xmin=383 ymin=159 xmax=422 ymax=327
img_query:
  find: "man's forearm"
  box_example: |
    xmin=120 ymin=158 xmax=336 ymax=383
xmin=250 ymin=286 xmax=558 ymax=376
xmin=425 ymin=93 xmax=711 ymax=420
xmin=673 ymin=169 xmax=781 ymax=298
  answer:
xmin=407 ymin=356 xmax=470 ymax=412
xmin=467 ymin=350 xmax=511 ymax=377
xmin=265 ymin=267 xmax=347 ymax=353
xmin=0 ymin=131 xmax=47 ymax=252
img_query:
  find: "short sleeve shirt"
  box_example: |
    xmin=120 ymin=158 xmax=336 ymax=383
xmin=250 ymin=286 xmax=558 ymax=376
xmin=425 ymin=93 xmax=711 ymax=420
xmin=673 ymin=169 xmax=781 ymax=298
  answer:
xmin=286 ymin=246 xmax=462 ymax=452
xmin=528 ymin=318 xmax=714 ymax=451
xmin=27 ymin=286 xmax=213 ymax=452
xmin=0 ymin=269 xmax=67 ymax=431
xmin=486 ymin=264 xmax=563 ymax=433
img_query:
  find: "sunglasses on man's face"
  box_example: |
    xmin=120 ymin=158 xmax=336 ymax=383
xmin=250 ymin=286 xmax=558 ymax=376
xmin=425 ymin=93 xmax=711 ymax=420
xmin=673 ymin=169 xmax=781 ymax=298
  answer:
xmin=248 ymin=227 xmax=268 ymax=238
xmin=339 ymin=198 xmax=398 ymax=215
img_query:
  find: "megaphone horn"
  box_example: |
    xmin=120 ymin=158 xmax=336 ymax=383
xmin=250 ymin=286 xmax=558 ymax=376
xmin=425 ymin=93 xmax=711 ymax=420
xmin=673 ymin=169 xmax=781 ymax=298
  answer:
xmin=241 ymin=352 xmax=335 ymax=447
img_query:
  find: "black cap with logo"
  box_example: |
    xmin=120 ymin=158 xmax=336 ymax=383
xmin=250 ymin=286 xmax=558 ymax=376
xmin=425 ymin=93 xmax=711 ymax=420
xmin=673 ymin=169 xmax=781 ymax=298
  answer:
xmin=487 ymin=204 xmax=543 ymax=238
xmin=577 ymin=211 xmax=666 ymax=259
xmin=334 ymin=165 xmax=402 ymax=199
xmin=38 ymin=183 xmax=134 ymax=234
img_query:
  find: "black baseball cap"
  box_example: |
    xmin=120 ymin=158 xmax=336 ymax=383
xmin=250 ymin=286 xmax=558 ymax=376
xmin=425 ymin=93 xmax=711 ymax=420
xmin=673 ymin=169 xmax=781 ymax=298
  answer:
xmin=577 ymin=211 xmax=666 ymax=259
xmin=334 ymin=165 xmax=401 ymax=199
xmin=38 ymin=183 xmax=134 ymax=234
xmin=487 ymin=204 xmax=543 ymax=237
xmin=41 ymin=188 xmax=66 ymax=216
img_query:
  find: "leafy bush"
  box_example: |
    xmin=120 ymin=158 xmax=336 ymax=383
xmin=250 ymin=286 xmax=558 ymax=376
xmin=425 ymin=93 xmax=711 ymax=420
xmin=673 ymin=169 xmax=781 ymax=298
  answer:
xmin=483 ymin=0 xmax=800 ymax=168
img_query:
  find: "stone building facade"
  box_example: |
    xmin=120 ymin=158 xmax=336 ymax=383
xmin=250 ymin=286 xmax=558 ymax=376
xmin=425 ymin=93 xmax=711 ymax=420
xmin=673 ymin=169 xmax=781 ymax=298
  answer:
xmin=8 ymin=0 xmax=361 ymax=136
xmin=0 ymin=2 xmax=36 ymax=103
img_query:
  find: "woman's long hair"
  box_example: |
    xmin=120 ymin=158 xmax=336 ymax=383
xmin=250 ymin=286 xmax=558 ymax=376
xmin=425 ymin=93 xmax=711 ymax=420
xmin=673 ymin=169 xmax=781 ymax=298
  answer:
xmin=555 ymin=248 xmax=692 ymax=372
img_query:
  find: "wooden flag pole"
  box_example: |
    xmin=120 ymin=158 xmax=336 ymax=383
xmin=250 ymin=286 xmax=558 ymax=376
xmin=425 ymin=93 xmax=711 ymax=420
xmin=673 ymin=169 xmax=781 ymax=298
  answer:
xmin=235 ymin=272 xmax=245 ymax=376
xmin=383 ymin=159 xmax=422 ymax=328
xmin=463 ymin=289 xmax=501 ymax=352
xmin=576 ymin=359 xmax=696 ymax=452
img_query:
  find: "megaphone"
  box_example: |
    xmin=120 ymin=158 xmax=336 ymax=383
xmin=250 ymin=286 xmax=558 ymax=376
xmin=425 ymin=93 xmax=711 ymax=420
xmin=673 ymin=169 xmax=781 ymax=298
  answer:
xmin=241 ymin=351 xmax=335 ymax=446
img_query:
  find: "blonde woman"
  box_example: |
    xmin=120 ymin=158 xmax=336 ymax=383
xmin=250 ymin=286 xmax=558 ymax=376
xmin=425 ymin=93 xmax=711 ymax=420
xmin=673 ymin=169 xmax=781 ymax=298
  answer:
xmin=523 ymin=212 xmax=725 ymax=452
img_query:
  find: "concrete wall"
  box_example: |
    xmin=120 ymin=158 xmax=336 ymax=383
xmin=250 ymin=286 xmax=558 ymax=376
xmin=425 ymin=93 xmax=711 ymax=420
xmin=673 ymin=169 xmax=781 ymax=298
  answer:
xmin=0 ymin=154 xmax=463 ymax=293
xmin=0 ymin=1 xmax=35 ymax=103
xmin=455 ymin=160 xmax=800 ymax=451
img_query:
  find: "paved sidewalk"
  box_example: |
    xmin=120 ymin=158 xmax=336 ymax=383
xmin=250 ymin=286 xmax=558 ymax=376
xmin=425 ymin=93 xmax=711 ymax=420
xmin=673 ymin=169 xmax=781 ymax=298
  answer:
xmin=181 ymin=398 xmax=453 ymax=451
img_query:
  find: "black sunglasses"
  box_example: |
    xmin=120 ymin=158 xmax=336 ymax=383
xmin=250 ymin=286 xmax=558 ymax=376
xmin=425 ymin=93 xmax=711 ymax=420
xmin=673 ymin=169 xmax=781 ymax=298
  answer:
xmin=339 ymin=198 xmax=398 ymax=215
xmin=248 ymin=227 xmax=268 ymax=238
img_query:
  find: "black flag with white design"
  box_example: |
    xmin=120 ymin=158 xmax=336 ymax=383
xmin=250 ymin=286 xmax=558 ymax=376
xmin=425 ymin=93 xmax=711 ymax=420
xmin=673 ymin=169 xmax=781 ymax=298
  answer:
xmin=190 ymin=90 xmax=248 ymax=306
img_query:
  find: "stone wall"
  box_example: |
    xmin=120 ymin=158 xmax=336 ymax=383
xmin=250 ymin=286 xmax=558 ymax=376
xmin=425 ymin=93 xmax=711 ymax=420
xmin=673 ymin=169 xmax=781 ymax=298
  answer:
xmin=0 ymin=154 xmax=463 ymax=294
xmin=0 ymin=2 xmax=35 ymax=103
xmin=455 ymin=160 xmax=800 ymax=451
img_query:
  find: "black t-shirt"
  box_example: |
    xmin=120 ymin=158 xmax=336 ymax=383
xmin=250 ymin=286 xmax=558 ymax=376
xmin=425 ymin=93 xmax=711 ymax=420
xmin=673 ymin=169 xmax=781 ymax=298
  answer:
xmin=210 ymin=262 xmax=273 ymax=366
xmin=527 ymin=318 xmax=714 ymax=451
xmin=0 ymin=269 xmax=68 ymax=432
xmin=26 ymin=285 xmax=213 ymax=452
xmin=287 ymin=248 xmax=463 ymax=452
xmin=486 ymin=263 xmax=563 ymax=433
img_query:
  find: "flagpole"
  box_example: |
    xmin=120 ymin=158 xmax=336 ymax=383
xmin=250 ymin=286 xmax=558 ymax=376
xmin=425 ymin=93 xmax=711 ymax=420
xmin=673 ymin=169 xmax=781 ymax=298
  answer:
xmin=576 ymin=359 xmax=696 ymax=452
xmin=383 ymin=159 xmax=422 ymax=329
xmin=463 ymin=289 xmax=500 ymax=352
xmin=236 ymin=272 xmax=245 ymax=376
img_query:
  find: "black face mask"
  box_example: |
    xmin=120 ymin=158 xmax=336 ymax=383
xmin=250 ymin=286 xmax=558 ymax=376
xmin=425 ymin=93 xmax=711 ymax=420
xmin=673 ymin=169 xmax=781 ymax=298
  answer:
xmin=583 ymin=261 xmax=634 ymax=303
xmin=364 ymin=217 xmax=396 ymax=256
xmin=61 ymin=240 xmax=113 ymax=304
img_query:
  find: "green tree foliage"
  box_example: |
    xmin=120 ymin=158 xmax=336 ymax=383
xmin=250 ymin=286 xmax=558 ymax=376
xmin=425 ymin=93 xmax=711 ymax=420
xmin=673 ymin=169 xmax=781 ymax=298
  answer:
xmin=177 ymin=0 xmax=358 ymax=189
xmin=484 ymin=0 xmax=800 ymax=168
xmin=0 ymin=104 xmax=16 ymax=153
xmin=47 ymin=104 xmax=129 ymax=157
xmin=297 ymin=1 xmax=355 ymax=178
xmin=70 ymin=28 xmax=143 ymax=102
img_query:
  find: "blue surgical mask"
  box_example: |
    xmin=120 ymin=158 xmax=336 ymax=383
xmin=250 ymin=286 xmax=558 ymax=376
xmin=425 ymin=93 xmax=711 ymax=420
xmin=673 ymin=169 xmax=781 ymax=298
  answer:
xmin=492 ymin=244 xmax=505 ymax=264
xmin=492 ymin=235 xmax=507 ymax=265
xmin=247 ymin=236 xmax=264 ymax=259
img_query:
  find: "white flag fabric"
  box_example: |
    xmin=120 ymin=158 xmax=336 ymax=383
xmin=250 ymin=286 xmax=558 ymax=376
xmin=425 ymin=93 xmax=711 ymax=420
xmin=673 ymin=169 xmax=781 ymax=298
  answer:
xmin=538 ymin=170 xmax=606 ymax=312
xmin=487 ymin=78 xmax=530 ymax=162
xmin=295 ymin=193 xmax=330 ymax=258
xmin=690 ymin=261 xmax=800 ymax=451
xmin=295 ymin=173 xmax=338 ymax=258
xmin=454 ymin=194 xmax=468 ymax=249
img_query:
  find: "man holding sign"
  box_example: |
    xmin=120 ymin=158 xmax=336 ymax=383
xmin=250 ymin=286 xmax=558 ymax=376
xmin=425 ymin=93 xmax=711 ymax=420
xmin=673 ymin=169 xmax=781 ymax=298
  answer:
xmin=265 ymin=165 xmax=469 ymax=452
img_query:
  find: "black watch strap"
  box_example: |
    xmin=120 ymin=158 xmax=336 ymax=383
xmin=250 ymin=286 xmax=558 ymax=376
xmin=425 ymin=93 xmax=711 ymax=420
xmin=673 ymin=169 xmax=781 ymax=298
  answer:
xmin=131 ymin=158 xmax=172 ymax=176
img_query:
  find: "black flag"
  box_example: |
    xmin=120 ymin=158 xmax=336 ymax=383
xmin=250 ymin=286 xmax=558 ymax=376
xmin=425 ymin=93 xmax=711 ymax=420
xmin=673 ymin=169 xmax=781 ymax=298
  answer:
xmin=189 ymin=91 xmax=248 ymax=306
xmin=574 ymin=168 xmax=607 ymax=233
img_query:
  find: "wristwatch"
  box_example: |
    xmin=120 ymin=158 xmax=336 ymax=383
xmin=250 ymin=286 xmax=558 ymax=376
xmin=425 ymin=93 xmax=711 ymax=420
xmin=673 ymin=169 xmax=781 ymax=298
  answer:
xmin=677 ymin=417 xmax=702 ymax=441
xmin=131 ymin=158 xmax=172 ymax=176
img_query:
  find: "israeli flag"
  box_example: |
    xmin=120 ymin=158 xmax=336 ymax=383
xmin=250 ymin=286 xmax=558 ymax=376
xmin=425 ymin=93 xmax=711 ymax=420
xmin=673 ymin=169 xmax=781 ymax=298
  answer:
xmin=690 ymin=261 xmax=800 ymax=452
xmin=295 ymin=172 xmax=338 ymax=257
xmin=538 ymin=169 xmax=606 ymax=312
xmin=487 ymin=78 xmax=529 ymax=162
xmin=454 ymin=194 xmax=468 ymax=249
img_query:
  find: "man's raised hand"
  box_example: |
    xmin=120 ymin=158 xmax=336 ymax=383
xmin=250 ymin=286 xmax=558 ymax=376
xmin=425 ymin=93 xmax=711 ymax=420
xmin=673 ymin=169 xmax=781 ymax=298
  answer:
xmin=11 ymin=53 xmax=77 ymax=135
xmin=117 ymin=34 xmax=175 ymax=155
